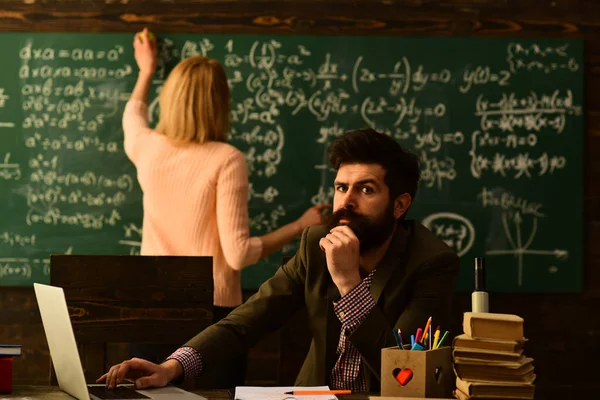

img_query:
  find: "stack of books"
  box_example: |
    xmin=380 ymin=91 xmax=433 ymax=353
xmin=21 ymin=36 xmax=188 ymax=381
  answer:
xmin=452 ymin=312 xmax=535 ymax=400
xmin=0 ymin=344 xmax=22 ymax=394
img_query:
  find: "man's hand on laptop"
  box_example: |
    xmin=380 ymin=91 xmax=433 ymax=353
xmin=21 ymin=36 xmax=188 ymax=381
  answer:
xmin=96 ymin=358 xmax=183 ymax=390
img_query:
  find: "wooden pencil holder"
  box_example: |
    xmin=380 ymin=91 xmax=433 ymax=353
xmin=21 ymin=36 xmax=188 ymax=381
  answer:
xmin=380 ymin=345 xmax=454 ymax=398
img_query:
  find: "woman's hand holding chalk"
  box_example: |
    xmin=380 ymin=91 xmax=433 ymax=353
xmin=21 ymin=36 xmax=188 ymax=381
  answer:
xmin=133 ymin=27 xmax=157 ymax=75
xmin=136 ymin=28 xmax=156 ymax=43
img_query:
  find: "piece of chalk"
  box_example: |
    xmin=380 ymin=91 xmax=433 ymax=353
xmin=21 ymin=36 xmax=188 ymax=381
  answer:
xmin=137 ymin=31 xmax=155 ymax=41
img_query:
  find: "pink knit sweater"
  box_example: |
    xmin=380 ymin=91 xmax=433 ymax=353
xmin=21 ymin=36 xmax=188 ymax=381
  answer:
xmin=123 ymin=100 xmax=263 ymax=307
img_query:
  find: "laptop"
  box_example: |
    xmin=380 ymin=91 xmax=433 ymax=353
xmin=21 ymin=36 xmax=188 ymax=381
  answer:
xmin=34 ymin=283 xmax=207 ymax=400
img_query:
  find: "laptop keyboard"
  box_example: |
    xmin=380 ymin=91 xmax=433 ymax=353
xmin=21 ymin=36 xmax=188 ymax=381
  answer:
xmin=88 ymin=385 xmax=151 ymax=399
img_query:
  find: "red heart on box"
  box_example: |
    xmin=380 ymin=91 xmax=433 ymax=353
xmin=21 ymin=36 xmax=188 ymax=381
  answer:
xmin=392 ymin=367 xmax=413 ymax=386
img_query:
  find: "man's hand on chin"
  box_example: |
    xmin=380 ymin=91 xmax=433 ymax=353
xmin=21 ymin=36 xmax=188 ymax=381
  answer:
xmin=319 ymin=225 xmax=362 ymax=296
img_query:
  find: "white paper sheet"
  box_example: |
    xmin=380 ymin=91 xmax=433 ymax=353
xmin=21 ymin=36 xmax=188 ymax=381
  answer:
xmin=234 ymin=386 xmax=338 ymax=400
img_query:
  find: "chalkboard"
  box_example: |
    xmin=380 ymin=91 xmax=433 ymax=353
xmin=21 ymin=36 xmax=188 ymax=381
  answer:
xmin=0 ymin=33 xmax=583 ymax=292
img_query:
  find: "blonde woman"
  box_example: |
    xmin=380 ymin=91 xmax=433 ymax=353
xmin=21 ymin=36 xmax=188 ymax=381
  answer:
xmin=124 ymin=29 xmax=329 ymax=386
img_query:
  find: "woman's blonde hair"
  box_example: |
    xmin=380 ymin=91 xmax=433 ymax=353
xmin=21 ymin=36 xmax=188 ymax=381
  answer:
xmin=156 ymin=56 xmax=230 ymax=143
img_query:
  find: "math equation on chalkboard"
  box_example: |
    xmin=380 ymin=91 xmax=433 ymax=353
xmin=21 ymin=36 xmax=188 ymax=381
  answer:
xmin=0 ymin=34 xmax=583 ymax=292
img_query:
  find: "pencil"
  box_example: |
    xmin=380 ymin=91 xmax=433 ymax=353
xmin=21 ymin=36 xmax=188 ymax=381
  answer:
xmin=429 ymin=324 xmax=432 ymax=350
xmin=284 ymin=390 xmax=352 ymax=395
xmin=432 ymin=329 xmax=441 ymax=350
xmin=436 ymin=331 xmax=449 ymax=349
xmin=421 ymin=316 xmax=432 ymax=344
xmin=392 ymin=329 xmax=403 ymax=349
xmin=397 ymin=329 xmax=404 ymax=349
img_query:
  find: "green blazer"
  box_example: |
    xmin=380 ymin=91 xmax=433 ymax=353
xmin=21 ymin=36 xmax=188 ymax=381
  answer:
xmin=185 ymin=220 xmax=460 ymax=391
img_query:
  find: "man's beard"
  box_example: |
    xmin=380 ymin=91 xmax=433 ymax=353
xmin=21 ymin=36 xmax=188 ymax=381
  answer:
xmin=324 ymin=201 xmax=397 ymax=253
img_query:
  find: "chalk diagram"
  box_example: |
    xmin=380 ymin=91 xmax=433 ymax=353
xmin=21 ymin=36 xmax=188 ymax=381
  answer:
xmin=422 ymin=212 xmax=475 ymax=258
xmin=485 ymin=212 xmax=568 ymax=287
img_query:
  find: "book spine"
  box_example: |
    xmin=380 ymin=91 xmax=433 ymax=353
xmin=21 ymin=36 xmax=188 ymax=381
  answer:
xmin=0 ymin=357 xmax=12 ymax=393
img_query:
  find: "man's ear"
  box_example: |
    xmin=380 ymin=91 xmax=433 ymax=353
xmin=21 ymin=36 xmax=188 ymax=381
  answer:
xmin=394 ymin=193 xmax=412 ymax=219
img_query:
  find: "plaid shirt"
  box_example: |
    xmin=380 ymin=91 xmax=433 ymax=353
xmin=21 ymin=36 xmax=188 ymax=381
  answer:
xmin=168 ymin=270 xmax=377 ymax=391
xmin=329 ymin=270 xmax=376 ymax=391
xmin=167 ymin=346 xmax=202 ymax=378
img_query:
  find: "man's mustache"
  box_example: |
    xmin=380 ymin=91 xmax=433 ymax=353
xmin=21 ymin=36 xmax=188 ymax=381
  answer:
xmin=325 ymin=207 xmax=368 ymax=235
xmin=330 ymin=208 xmax=362 ymax=223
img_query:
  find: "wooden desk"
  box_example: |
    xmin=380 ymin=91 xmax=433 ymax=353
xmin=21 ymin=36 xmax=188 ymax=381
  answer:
xmin=2 ymin=386 xmax=373 ymax=400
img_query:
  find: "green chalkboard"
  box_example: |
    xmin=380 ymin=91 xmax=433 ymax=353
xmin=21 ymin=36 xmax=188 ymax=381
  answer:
xmin=0 ymin=33 xmax=583 ymax=292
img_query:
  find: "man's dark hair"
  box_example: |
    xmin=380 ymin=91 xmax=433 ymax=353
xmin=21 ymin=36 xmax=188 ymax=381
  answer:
xmin=327 ymin=128 xmax=421 ymax=202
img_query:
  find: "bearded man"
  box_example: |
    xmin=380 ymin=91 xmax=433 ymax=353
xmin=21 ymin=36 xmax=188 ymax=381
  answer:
xmin=99 ymin=128 xmax=460 ymax=392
